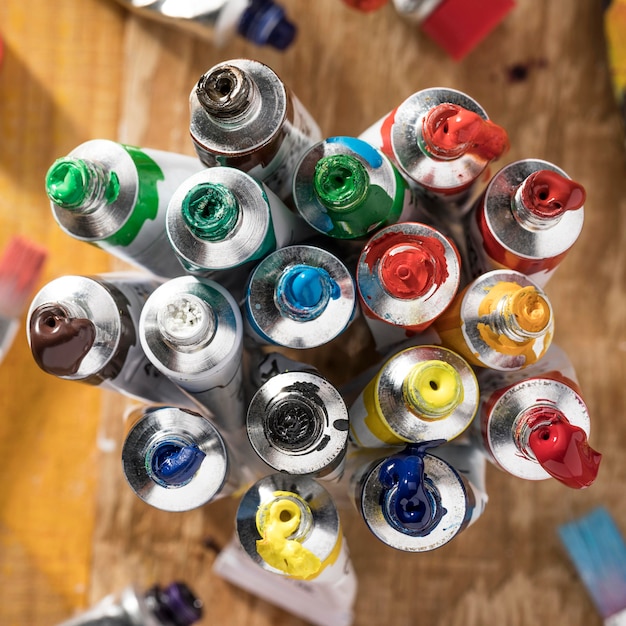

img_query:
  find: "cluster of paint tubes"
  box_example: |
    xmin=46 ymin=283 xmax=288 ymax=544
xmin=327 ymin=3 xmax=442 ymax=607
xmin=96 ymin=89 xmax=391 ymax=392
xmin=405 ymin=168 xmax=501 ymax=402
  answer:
xmin=32 ymin=59 xmax=602 ymax=626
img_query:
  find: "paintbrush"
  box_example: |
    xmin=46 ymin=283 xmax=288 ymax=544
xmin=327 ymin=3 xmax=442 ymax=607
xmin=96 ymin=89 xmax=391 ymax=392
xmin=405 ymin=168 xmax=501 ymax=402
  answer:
xmin=0 ymin=235 xmax=47 ymax=364
xmin=559 ymin=507 xmax=626 ymax=625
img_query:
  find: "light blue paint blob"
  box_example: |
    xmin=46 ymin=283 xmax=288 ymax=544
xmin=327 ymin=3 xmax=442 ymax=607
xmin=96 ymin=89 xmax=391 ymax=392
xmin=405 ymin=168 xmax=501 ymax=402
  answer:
xmin=326 ymin=136 xmax=383 ymax=168
xmin=287 ymin=267 xmax=325 ymax=308
xmin=276 ymin=264 xmax=340 ymax=321
xmin=150 ymin=442 xmax=206 ymax=488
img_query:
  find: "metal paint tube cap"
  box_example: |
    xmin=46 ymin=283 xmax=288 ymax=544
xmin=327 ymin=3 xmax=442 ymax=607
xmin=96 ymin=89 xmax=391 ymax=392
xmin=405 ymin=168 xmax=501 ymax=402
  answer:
xmin=484 ymin=376 xmax=592 ymax=481
xmin=26 ymin=275 xmax=130 ymax=381
xmin=245 ymin=245 xmax=355 ymax=349
xmin=122 ymin=407 xmax=229 ymax=512
xmin=369 ymin=345 xmax=478 ymax=443
xmin=246 ymin=370 xmax=349 ymax=476
xmin=196 ymin=64 xmax=253 ymax=118
xmin=236 ymin=473 xmax=341 ymax=580
xmin=140 ymin=276 xmax=243 ymax=385
xmin=357 ymin=222 xmax=460 ymax=328
xmin=293 ymin=136 xmax=401 ymax=239
xmin=457 ymin=270 xmax=555 ymax=370
xmin=389 ymin=88 xmax=492 ymax=193
xmin=359 ymin=450 xmax=471 ymax=551
xmin=181 ymin=182 xmax=240 ymax=242
xmin=313 ymin=154 xmax=370 ymax=212
xmin=403 ymin=360 xmax=463 ymax=419
xmin=482 ymin=160 xmax=585 ymax=262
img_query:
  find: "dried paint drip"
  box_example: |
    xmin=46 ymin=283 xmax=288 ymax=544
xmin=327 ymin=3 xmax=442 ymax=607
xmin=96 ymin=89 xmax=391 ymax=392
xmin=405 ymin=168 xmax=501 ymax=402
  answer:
xmin=526 ymin=407 xmax=601 ymax=489
xmin=364 ymin=230 xmax=449 ymax=300
xmin=422 ymin=103 xmax=509 ymax=161
xmin=520 ymin=170 xmax=586 ymax=219
xmin=29 ymin=304 xmax=96 ymax=376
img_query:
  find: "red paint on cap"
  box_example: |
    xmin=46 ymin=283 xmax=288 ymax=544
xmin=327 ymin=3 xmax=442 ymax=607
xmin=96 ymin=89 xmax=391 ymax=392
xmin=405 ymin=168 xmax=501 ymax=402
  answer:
xmin=364 ymin=230 xmax=449 ymax=300
xmin=520 ymin=170 xmax=586 ymax=219
xmin=422 ymin=103 xmax=509 ymax=161
xmin=526 ymin=407 xmax=601 ymax=489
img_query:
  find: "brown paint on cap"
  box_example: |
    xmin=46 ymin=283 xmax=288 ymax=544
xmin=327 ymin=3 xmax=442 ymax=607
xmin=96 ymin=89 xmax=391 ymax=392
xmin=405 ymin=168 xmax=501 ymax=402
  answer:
xmin=29 ymin=304 xmax=96 ymax=376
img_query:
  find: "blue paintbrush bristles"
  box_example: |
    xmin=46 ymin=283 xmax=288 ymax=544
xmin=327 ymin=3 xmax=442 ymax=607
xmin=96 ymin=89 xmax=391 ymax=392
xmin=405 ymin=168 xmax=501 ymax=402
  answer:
xmin=558 ymin=507 xmax=626 ymax=621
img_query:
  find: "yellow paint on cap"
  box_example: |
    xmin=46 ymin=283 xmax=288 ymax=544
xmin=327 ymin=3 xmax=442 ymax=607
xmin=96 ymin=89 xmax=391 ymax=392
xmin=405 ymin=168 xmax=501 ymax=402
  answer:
xmin=255 ymin=491 xmax=321 ymax=580
xmin=403 ymin=360 xmax=463 ymax=419
xmin=476 ymin=281 xmax=553 ymax=365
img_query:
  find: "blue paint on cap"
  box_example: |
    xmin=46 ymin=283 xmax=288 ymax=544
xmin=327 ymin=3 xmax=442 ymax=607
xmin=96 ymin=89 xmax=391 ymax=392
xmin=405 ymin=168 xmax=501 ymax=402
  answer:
xmin=326 ymin=136 xmax=383 ymax=168
xmin=150 ymin=442 xmax=206 ymax=488
xmin=285 ymin=267 xmax=325 ymax=308
xmin=237 ymin=0 xmax=297 ymax=50
xmin=379 ymin=441 xmax=446 ymax=535
xmin=276 ymin=264 xmax=340 ymax=321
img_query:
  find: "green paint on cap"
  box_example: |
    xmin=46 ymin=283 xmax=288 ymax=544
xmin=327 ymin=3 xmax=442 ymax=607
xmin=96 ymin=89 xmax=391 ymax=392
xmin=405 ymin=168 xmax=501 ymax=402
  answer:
xmin=403 ymin=360 xmax=463 ymax=419
xmin=313 ymin=154 xmax=369 ymax=212
xmin=45 ymin=157 xmax=119 ymax=210
xmin=181 ymin=182 xmax=240 ymax=242
xmin=46 ymin=158 xmax=92 ymax=209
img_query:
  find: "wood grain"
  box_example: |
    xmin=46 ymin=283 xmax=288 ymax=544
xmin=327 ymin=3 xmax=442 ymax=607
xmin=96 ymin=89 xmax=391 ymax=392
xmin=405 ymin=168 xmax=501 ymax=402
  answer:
xmin=0 ymin=1 xmax=624 ymax=625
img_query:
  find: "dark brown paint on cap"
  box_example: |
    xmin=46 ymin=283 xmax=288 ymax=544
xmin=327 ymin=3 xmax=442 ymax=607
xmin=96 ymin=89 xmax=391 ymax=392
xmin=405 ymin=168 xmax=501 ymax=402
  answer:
xmin=29 ymin=304 xmax=96 ymax=376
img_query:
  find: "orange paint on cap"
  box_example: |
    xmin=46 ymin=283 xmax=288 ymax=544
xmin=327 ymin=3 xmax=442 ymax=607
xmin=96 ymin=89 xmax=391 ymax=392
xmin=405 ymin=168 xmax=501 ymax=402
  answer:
xmin=506 ymin=286 xmax=551 ymax=335
xmin=476 ymin=281 xmax=553 ymax=365
xmin=422 ymin=103 xmax=509 ymax=161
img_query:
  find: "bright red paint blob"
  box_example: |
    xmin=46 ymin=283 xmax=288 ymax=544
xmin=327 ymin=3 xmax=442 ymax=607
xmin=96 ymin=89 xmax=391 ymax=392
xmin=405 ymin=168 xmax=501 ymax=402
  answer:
xmin=526 ymin=408 xmax=601 ymax=489
xmin=364 ymin=230 xmax=449 ymax=300
xmin=422 ymin=103 xmax=509 ymax=161
xmin=520 ymin=170 xmax=586 ymax=219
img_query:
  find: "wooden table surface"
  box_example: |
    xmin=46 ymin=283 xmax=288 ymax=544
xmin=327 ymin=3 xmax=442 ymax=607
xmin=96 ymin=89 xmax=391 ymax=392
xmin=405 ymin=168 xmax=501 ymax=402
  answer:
xmin=0 ymin=1 xmax=624 ymax=624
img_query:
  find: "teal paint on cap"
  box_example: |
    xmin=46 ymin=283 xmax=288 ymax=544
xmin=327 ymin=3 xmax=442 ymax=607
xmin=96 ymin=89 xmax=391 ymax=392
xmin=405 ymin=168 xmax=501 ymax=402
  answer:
xmin=181 ymin=182 xmax=240 ymax=242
